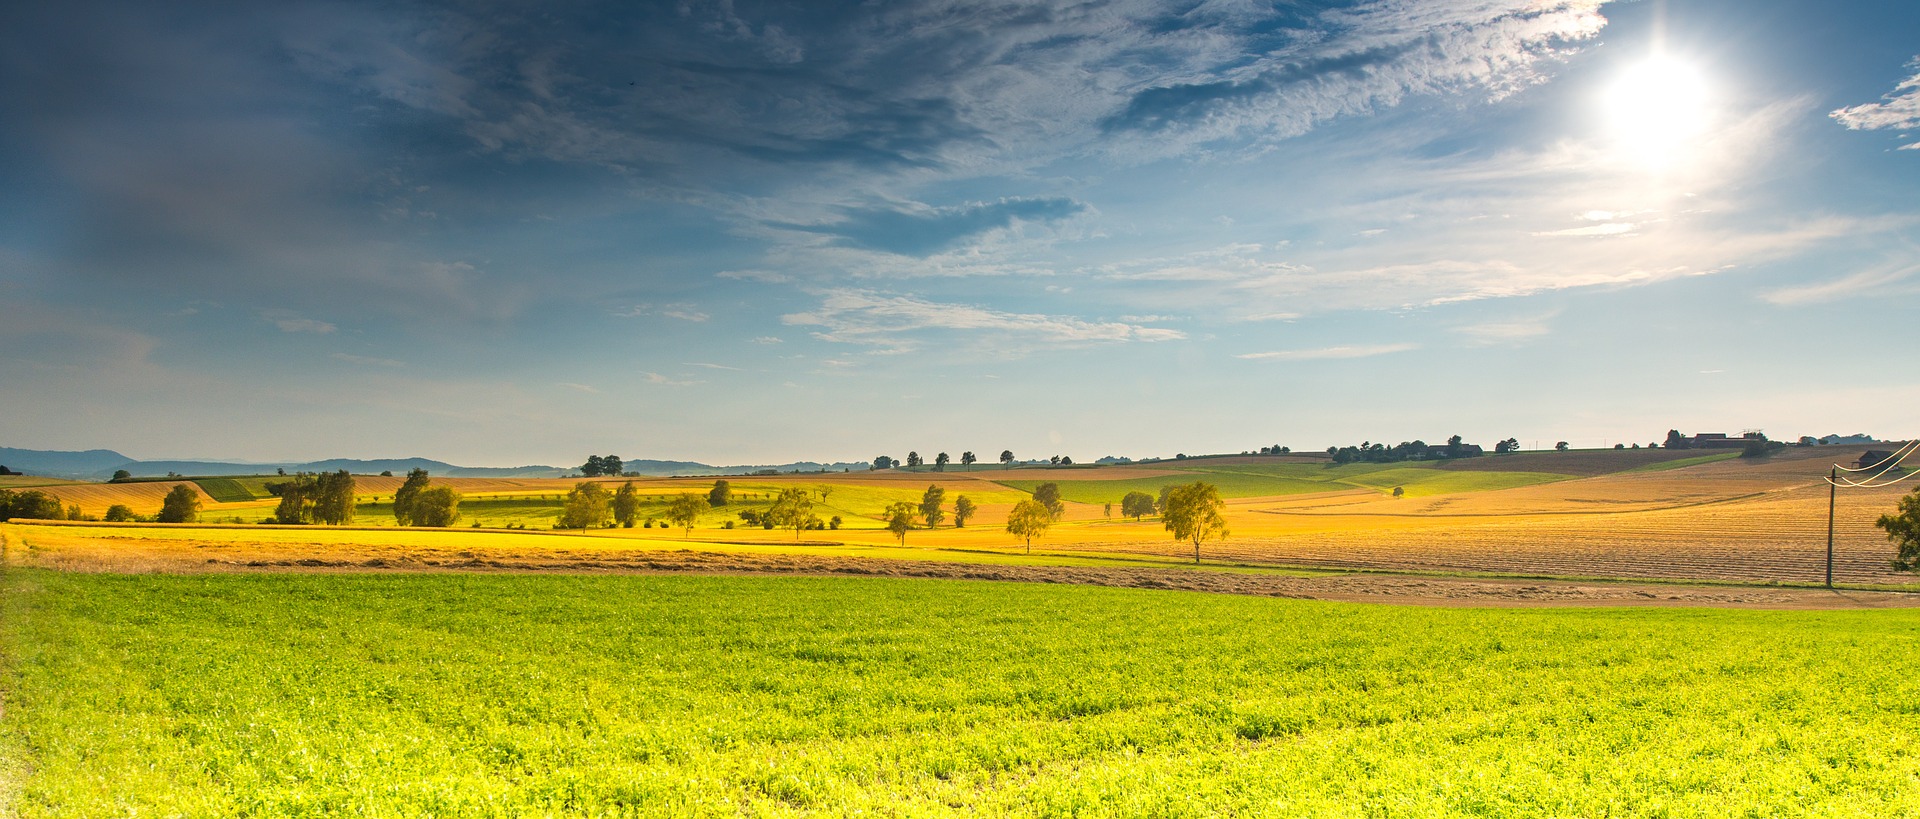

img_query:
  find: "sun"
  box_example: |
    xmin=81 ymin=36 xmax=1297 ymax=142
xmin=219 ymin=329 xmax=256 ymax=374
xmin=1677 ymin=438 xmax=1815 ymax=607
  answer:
xmin=1603 ymin=56 xmax=1711 ymax=169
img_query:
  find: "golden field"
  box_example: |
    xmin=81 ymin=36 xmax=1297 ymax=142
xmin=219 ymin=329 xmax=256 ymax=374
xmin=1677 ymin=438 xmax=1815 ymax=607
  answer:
xmin=12 ymin=446 xmax=1916 ymax=587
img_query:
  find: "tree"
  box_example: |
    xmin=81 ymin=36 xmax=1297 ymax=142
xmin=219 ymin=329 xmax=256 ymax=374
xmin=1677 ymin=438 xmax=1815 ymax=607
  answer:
xmin=708 ymin=479 xmax=732 ymax=507
xmin=1005 ymin=499 xmax=1051 ymax=553
xmin=920 ymin=484 xmax=946 ymax=528
xmin=267 ymin=475 xmax=315 ymax=524
xmin=1121 ymin=491 xmax=1156 ymax=521
xmin=1060 ymin=456 xmax=1074 ymax=466
xmin=312 ymin=470 xmax=355 ymax=525
xmin=1161 ymin=481 xmax=1228 ymax=564
xmin=558 ymin=482 xmax=611 ymax=530
xmin=412 ymin=486 xmax=460 ymax=527
xmin=1031 ymin=483 xmax=1064 ymax=520
xmin=953 ymin=495 xmax=977 ymax=527
xmin=885 ymin=501 xmax=917 ymax=545
xmin=580 ymin=455 xmax=624 ymax=477
xmin=104 ymin=504 xmax=135 ymax=522
xmin=157 ymin=484 xmax=201 ymax=524
xmin=907 ymin=451 xmax=923 ymax=468
xmin=1495 ymin=438 xmax=1519 ymax=454
xmin=768 ymin=487 xmax=815 ymax=540
xmin=1049 ymin=455 xmax=1060 ymax=465
xmin=1445 ymin=434 xmax=1465 ymax=458
xmin=665 ymin=493 xmax=705 ymax=537
xmin=1665 ymin=429 xmax=1689 ymax=450
xmin=613 ymin=481 xmax=641 ymax=527
xmin=1555 ymin=441 xmax=1570 ymax=452
xmin=1103 ymin=502 xmax=1112 ymax=519
xmin=1000 ymin=450 xmax=1014 ymax=466
xmin=961 ymin=452 xmax=976 ymax=471
xmin=393 ymin=468 xmax=431 ymax=525
xmin=935 ymin=452 xmax=950 ymax=472
xmin=0 ymin=490 xmax=63 ymax=521
xmin=872 ymin=455 xmax=895 ymax=470
xmin=1881 ymin=488 xmax=1920 ymax=571
xmin=111 ymin=469 xmax=132 ymax=482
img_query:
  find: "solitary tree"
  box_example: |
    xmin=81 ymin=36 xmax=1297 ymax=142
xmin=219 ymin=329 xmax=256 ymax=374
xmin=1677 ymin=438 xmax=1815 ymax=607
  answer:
xmin=953 ymin=495 xmax=977 ymax=527
xmin=961 ymin=451 xmax=976 ymax=471
xmin=111 ymin=469 xmax=132 ymax=482
xmin=885 ymin=501 xmax=917 ymax=545
xmin=935 ymin=452 xmax=950 ymax=472
xmin=1880 ymin=487 xmax=1920 ymax=571
xmin=1555 ymin=441 xmax=1570 ymax=452
xmin=872 ymin=455 xmax=895 ymax=470
xmin=1000 ymin=450 xmax=1014 ymax=466
xmin=393 ymin=468 xmax=431 ymax=525
xmin=1161 ymin=481 xmax=1229 ymax=564
xmin=920 ymin=484 xmax=946 ymax=528
xmin=1120 ymin=491 xmax=1156 ymax=521
xmin=1005 ymin=499 xmax=1052 ymax=553
xmin=157 ymin=484 xmax=201 ymax=524
xmin=665 ymin=493 xmax=705 ymax=537
xmin=907 ymin=451 xmax=923 ymax=468
xmin=104 ymin=504 xmax=135 ymax=522
xmin=580 ymin=455 xmax=625 ymax=477
xmin=412 ymin=486 xmax=461 ymax=527
xmin=708 ymin=479 xmax=732 ymax=507
xmin=613 ymin=481 xmax=641 ymax=527
xmin=1495 ymin=438 xmax=1519 ymax=454
xmin=1031 ymin=483 xmax=1065 ymax=520
xmin=558 ymin=482 xmax=611 ymax=530
xmin=768 ymin=487 xmax=815 ymax=540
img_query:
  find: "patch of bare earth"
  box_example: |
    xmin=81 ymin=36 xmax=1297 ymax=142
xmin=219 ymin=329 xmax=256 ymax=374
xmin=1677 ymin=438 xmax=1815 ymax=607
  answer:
xmin=12 ymin=535 xmax=1916 ymax=610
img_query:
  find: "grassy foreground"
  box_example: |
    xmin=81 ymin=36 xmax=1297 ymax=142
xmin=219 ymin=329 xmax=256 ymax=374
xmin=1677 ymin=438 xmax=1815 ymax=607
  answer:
xmin=4 ymin=571 xmax=1920 ymax=817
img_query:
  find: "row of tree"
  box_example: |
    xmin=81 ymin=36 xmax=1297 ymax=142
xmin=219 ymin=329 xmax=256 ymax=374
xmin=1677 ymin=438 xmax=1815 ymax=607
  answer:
xmin=874 ymin=451 xmax=1020 ymax=471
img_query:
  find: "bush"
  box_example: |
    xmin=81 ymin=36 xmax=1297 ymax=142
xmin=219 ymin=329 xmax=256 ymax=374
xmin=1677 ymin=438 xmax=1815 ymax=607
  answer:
xmin=104 ymin=504 xmax=136 ymax=522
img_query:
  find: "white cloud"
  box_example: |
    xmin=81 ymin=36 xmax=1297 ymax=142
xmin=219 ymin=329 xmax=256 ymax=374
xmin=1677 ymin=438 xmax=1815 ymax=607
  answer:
xmin=683 ymin=362 xmax=742 ymax=370
xmin=558 ymin=382 xmax=600 ymax=393
xmin=750 ymin=336 xmax=784 ymax=344
xmin=1236 ymin=343 xmax=1418 ymax=361
xmin=1831 ymin=59 xmax=1920 ymax=137
xmin=1533 ymin=222 xmax=1638 ymax=237
xmin=782 ymin=289 xmax=1186 ymax=348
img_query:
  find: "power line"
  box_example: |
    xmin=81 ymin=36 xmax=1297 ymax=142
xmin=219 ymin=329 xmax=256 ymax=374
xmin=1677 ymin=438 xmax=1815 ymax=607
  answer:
xmin=1826 ymin=440 xmax=1920 ymax=489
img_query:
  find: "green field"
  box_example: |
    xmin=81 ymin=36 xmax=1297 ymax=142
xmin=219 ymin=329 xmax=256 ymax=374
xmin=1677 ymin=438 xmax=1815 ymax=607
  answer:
xmin=1002 ymin=462 xmax=1575 ymax=504
xmin=1622 ymin=451 xmax=1744 ymax=472
xmin=190 ymin=477 xmax=261 ymax=503
xmin=5 ymin=570 xmax=1919 ymax=817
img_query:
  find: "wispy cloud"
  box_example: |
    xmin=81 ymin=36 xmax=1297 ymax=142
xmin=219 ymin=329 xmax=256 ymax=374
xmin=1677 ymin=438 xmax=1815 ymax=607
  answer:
xmin=1760 ymin=262 xmax=1920 ymax=305
xmin=1453 ymin=313 xmax=1558 ymax=346
xmin=558 ymin=382 xmax=600 ymax=394
xmin=772 ymin=197 xmax=1087 ymax=257
xmin=782 ymin=289 xmax=1185 ymax=348
xmin=1236 ymin=343 xmax=1418 ymax=361
xmin=331 ymin=352 xmax=405 ymax=367
xmin=683 ymin=362 xmax=742 ymax=371
xmin=617 ymin=303 xmax=710 ymax=322
xmin=640 ymin=372 xmax=701 ymax=387
xmin=1831 ymin=58 xmax=1920 ymax=148
xmin=269 ymin=314 xmax=336 ymax=334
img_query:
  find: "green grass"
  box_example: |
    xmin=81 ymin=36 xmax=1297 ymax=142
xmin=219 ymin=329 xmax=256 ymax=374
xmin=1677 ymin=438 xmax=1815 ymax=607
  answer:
xmin=5 ymin=570 xmax=1920 ymax=817
xmin=190 ymin=477 xmax=260 ymax=503
xmin=1623 ymin=451 xmax=1744 ymax=472
xmin=1002 ymin=462 xmax=1574 ymax=504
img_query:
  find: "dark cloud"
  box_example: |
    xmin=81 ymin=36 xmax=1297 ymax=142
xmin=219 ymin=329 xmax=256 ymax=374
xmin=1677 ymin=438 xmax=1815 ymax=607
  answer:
xmin=775 ymin=197 xmax=1088 ymax=257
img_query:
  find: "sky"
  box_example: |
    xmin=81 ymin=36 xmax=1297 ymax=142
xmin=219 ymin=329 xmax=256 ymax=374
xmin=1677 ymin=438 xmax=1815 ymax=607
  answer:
xmin=2 ymin=0 xmax=1918 ymax=467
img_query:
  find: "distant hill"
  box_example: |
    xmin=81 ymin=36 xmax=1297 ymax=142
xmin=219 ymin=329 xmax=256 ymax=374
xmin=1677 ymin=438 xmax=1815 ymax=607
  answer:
xmin=0 ymin=447 xmax=865 ymax=480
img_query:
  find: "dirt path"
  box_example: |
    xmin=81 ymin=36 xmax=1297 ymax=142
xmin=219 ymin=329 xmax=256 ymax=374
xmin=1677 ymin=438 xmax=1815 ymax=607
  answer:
xmin=12 ymin=532 xmax=1916 ymax=610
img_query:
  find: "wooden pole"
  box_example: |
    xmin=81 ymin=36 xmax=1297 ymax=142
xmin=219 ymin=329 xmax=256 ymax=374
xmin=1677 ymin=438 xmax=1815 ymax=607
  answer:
xmin=1827 ymin=466 xmax=1837 ymax=589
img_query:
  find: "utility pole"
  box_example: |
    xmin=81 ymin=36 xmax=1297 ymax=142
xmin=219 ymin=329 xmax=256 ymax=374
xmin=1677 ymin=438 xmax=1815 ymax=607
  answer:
xmin=1826 ymin=466 xmax=1837 ymax=589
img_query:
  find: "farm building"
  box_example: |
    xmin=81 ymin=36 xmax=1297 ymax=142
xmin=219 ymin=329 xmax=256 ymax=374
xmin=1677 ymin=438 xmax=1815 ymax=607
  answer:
xmin=1857 ymin=450 xmax=1898 ymax=470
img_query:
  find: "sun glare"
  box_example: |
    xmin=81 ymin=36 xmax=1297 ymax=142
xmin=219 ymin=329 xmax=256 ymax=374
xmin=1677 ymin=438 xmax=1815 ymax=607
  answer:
xmin=1604 ymin=56 xmax=1711 ymax=169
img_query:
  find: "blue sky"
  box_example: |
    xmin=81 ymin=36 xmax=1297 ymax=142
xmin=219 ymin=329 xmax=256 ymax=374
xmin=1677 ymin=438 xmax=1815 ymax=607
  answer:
xmin=2 ymin=0 xmax=1917 ymax=466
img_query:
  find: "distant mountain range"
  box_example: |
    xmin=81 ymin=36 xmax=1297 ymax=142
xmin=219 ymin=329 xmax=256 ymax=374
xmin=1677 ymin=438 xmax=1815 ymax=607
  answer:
xmin=0 ymin=448 xmax=870 ymax=480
